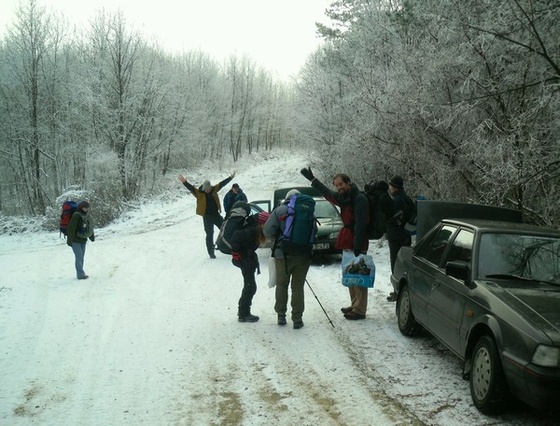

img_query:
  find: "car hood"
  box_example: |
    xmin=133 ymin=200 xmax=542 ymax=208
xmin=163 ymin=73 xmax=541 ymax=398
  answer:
xmin=316 ymin=217 xmax=342 ymax=234
xmin=482 ymin=280 xmax=560 ymax=340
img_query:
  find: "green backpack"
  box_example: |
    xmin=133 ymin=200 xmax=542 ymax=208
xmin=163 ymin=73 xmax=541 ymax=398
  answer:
xmin=280 ymin=194 xmax=316 ymax=255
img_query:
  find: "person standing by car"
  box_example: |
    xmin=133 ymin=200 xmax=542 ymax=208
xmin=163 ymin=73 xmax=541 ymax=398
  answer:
xmin=263 ymin=189 xmax=315 ymax=330
xmin=300 ymin=167 xmax=370 ymax=320
xmin=223 ymin=183 xmax=248 ymax=215
xmin=66 ymin=200 xmax=95 ymax=280
xmin=230 ymin=211 xmax=270 ymax=323
xmin=386 ymin=175 xmax=414 ymax=302
xmin=178 ymin=172 xmax=234 ymax=259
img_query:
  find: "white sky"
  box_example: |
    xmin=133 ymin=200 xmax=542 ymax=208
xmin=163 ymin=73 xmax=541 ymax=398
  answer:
xmin=0 ymin=0 xmax=331 ymax=81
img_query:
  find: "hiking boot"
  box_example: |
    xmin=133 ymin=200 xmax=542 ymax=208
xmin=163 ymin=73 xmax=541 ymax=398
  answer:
xmin=344 ymin=311 xmax=366 ymax=320
xmin=238 ymin=314 xmax=259 ymax=323
xmin=293 ymin=320 xmax=304 ymax=330
xmin=386 ymin=292 xmax=398 ymax=302
xmin=78 ymin=275 xmax=89 ymax=280
xmin=277 ymin=315 xmax=287 ymax=326
xmin=209 ymin=253 xmax=216 ymax=259
xmin=340 ymin=306 xmax=353 ymax=314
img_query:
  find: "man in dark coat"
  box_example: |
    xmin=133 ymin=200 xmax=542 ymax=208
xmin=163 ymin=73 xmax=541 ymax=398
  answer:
xmin=386 ymin=175 xmax=413 ymax=302
xmin=223 ymin=183 xmax=248 ymax=215
xmin=178 ymin=172 xmax=234 ymax=259
xmin=301 ymin=167 xmax=370 ymax=320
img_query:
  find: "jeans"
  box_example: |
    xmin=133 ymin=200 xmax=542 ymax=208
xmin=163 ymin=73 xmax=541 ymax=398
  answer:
xmin=71 ymin=242 xmax=87 ymax=278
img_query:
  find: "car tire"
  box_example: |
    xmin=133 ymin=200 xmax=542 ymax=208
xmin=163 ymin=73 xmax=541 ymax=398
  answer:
xmin=396 ymin=284 xmax=421 ymax=336
xmin=469 ymin=334 xmax=510 ymax=414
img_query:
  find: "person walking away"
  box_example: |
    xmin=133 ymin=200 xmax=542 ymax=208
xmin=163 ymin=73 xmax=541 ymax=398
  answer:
xmin=263 ymin=189 xmax=315 ymax=330
xmin=300 ymin=168 xmax=370 ymax=320
xmin=230 ymin=211 xmax=270 ymax=323
xmin=386 ymin=175 xmax=413 ymax=302
xmin=178 ymin=172 xmax=234 ymax=259
xmin=66 ymin=200 xmax=95 ymax=280
xmin=223 ymin=183 xmax=248 ymax=215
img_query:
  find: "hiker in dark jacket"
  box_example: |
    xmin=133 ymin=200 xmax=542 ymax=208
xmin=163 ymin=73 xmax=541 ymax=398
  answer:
xmin=263 ymin=189 xmax=314 ymax=330
xmin=223 ymin=183 xmax=248 ymax=215
xmin=301 ymin=167 xmax=370 ymax=320
xmin=178 ymin=172 xmax=234 ymax=259
xmin=231 ymin=211 xmax=270 ymax=323
xmin=66 ymin=200 xmax=95 ymax=280
xmin=386 ymin=175 xmax=413 ymax=302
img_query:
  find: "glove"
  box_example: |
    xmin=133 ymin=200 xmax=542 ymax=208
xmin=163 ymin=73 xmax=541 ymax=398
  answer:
xmin=354 ymin=249 xmax=361 ymax=257
xmin=300 ymin=167 xmax=315 ymax=181
xmin=90 ymin=235 xmax=95 ymax=242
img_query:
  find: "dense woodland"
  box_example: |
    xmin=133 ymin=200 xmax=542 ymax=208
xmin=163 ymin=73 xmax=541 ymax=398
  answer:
xmin=1 ymin=0 xmax=559 ymax=229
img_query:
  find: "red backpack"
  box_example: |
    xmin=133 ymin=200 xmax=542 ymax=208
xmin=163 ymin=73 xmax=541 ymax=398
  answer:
xmin=60 ymin=200 xmax=78 ymax=236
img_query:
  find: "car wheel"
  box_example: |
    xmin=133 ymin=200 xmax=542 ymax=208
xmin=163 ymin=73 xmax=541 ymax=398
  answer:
xmin=469 ymin=334 xmax=510 ymax=414
xmin=396 ymin=284 xmax=420 ymax=336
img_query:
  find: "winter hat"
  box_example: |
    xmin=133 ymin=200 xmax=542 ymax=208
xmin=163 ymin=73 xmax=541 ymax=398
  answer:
xmin=202 ymin=180 xmax=212 ymax=190
xmin=389 ymin=176 xmax=404 ymax=189
xmin=78 ymin=200 xmax=90 ymax=209
xmin=285 ymin=188 xmax=300 ymax=198
xmin=257 ymin=211 xmax=270 ymax=225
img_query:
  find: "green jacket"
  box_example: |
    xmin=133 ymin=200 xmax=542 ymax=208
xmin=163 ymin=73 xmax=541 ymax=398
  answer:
xmin=66 ymin=210 xmax=95 ymax=246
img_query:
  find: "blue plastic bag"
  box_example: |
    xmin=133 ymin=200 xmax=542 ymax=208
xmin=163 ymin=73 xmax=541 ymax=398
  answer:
xmin=341 ymin=251 xmax=375 ymax=288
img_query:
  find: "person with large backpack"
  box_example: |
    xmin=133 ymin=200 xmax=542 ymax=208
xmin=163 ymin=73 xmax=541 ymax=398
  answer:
xmin=66 ymin=200 xmax=95 ymax=280
xmin=386 ymin=175 xmax=414 ymax=302
xmin=364 ymin=180 xmax=394 ymax=240
xmin=230 ymin=211 xmax=270 ymax=323
xmin=300 ymin=168 xmax=370 ymax=320
xmin=263 ymin=189 xmax=316 ymax=329
xmin=178 ymin=172 xmax=234 ymax=259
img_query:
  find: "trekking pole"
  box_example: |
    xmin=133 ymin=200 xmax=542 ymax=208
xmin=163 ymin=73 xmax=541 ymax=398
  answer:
xmin=305 ymin=278 xmax=335 ymax=328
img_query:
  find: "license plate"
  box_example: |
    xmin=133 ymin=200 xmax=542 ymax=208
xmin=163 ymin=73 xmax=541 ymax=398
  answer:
xmin=313 ymin=243 xmax=330 ymax=250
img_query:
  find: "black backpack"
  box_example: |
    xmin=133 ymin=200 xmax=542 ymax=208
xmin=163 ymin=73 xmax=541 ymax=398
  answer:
xmin=364 ymin=181 xmax=393 ymax=240
xmin=402 ymin=195 xmax=418 ymax=236
xmin=216 ymin=202 xmax=251 ymax=254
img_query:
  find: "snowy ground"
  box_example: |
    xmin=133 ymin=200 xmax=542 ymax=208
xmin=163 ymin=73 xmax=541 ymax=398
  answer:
xmin=1 ymin=152 xmax=559 ymax=425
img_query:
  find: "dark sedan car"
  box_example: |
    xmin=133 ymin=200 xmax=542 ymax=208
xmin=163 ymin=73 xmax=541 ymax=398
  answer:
xmin=391 ymin=218 xmax=560 ymax=413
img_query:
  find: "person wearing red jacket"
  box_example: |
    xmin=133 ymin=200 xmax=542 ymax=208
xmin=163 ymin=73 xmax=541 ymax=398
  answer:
xmin=301 ymin=167 xmax=370 ymax=320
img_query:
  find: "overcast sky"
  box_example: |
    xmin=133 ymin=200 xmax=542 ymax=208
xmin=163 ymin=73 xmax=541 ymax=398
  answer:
xmin=0 ymin=0 xmax=331 ymax=81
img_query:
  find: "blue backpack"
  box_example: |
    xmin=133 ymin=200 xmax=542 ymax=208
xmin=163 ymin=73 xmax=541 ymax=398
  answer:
xmin=280 ymin=194 xmax=316 ymax=255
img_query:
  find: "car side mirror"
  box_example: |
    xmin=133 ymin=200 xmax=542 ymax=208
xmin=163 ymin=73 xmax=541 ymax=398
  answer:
xmin=446 ymin=260 xmax=470 ymax=284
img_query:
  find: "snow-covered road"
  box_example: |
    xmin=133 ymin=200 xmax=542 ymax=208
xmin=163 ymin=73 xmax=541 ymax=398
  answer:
xmin=1 ymin=152 xmax=558 ymax=425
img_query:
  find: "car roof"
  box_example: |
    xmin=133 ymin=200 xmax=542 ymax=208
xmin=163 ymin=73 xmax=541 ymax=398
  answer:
xmin=273 ymin=186 xmax=323 ymax=206
xmin=441 ymin=218 xmax=560 ymax=236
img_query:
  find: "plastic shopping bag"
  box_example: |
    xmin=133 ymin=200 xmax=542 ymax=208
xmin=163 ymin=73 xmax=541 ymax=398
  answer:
xmin=341 ymin=251 xmax=375 ymax=288
xmin=268 ymin=257 xmax=277 ymax=288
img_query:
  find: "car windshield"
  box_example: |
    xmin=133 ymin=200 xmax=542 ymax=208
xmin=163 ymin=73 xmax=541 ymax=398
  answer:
xmin=314 ymin=200 xmax=339 ymax=219
xmin=478 ymin=233 xmax=560 ymax=285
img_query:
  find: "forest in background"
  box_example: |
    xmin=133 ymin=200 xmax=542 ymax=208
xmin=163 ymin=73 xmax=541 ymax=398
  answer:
xmin=1 ymin=0 xmax=559 ymax=230
xmin=300 ymin=0 xmax=560 ymax=227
